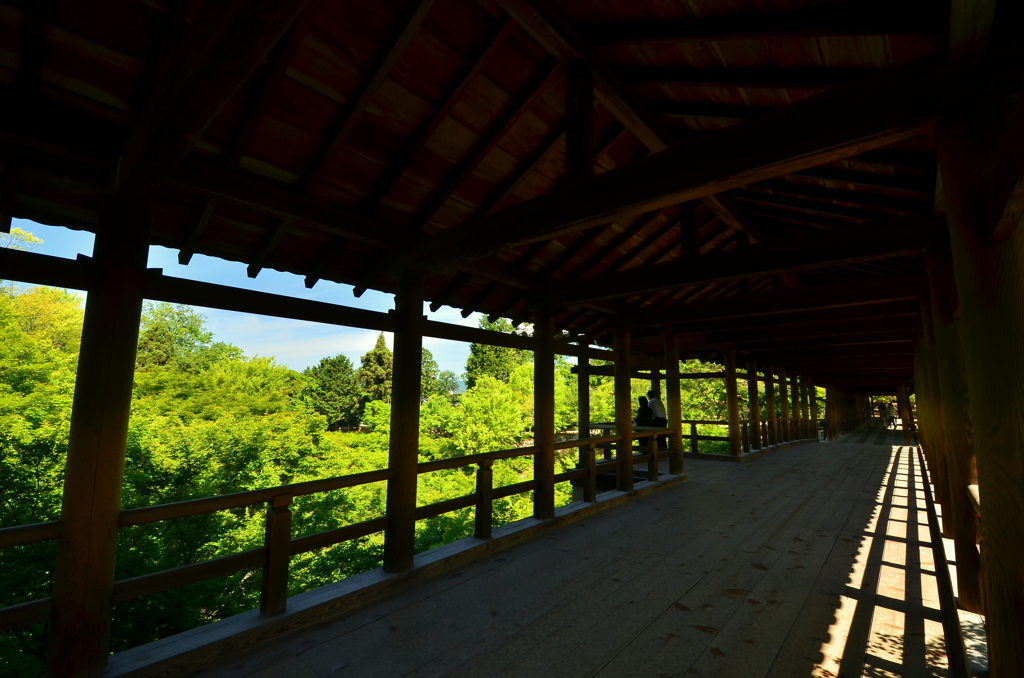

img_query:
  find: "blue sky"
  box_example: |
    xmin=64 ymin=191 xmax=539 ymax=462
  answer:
xmin=5 ymin=218 xmax=482 ymax=375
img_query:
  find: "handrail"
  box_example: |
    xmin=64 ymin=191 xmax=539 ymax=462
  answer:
xmin=118 ymin=468 xmax=395 ymax=527
xmin=0 ymin=520 xmax=63 ymax=549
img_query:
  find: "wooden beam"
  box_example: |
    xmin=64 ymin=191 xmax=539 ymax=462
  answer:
xmin=617 ymin=67 xmax=876 ymax=90
xmin=706 ymin=317 xmax=919 ymax=344
xmin=397 ymin=51 xmax=1023 ymax=270
xmin=167 ymin=159 xmax=403 ymax=250
xmin=117 ymin=0 xmax=314 ymax=191
xmin=357 ymin=18 xmax=516 ymax=212
xmin=543 ymin=216 xmax=941 ymax=307
xmin=303 ymin=0 xmax=436 ymax=191
xmin=583 ymin=3 xmax=939 ymax=47
xmin=564 ymin=61 xmax=594 ymax=184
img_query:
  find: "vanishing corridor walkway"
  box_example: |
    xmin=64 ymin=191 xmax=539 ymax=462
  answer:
xmin=196 ymin=431 xmax=964 ymax=678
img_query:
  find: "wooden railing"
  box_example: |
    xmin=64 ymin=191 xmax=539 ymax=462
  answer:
xmin=0 ymin=429 xmax=674 ymax=633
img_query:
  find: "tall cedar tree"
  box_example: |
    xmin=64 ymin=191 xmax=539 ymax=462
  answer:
xmin=464 ymin=318 xmax=528 ymax=388
xmin=357 ymin=333 xmax=393 ymax=402
xmin=303 ymin=354 xmax=362 ymax=429
xmin=421 ymin=347 xmax=459 ymax=403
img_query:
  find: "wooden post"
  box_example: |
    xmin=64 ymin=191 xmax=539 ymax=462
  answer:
xmin=664 ymin=333 xmax=685 ymax=475
xmin=897 ymin=385 xmax=913 ymax=448
xmin=799 ymin=375 xmax=810 ymax=439
xmin=647 ymin=433 xmax=659 ymax=482
xmin=577 ymin=339 xmax=590 ymax=462
xmin=765 ymin=365 xmax=778 ymax=445
xmin=48 ymin=194 xmax=151 ymax=676
xmin=564 ymin=61 xmax=594 ymax=185
xmin=926 ymin=251 xmax=985 ymax=613
xmin=475 ymin=460 xmax=493 ymax=539
xmin=808 ymin=376 xmax=818 ymax=440
xmin=690 ymin=422 xmax=698 ymax=456
xmin=260 ymin=495 xmax=292 ymax=616
xmin=939 ymin=111 xmax=1024 ymax=671
xmin=778 ymin=368 xmax=790 ymax=442
xmin=534 ymin=308 xmax=555 ymax=519
xmin=382 ymin=271 xmax=423 ymax=573
xmin=747 ymin=359 xmax=761 ymax=450
xmin=724 ymin=347 xmax=742 ymax=459
xmin=583 ymin=443 xmax=597 ymax=502
xmin=614 ymin=325 xmax=633 ymax=491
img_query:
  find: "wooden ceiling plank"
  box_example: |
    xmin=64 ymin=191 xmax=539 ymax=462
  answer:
xmin=399 ymin=53 xmax=1022 ymax=271
xmin=16 ymin=0 xmax=51 ymax=94
xmin=462 ymin=240 xmax=549 ymax=317
xmin=301 ymin=0 xmax=437 ymax=192
xmin=584 ymin=3 xmax=939 ymax=47
xmin=358 ymin=17 xmax=516 ymax=213
xmin=618 ymin=67 xmax=876 ymax=90
xmin=117 ymin=0 xmax=315 ymax=191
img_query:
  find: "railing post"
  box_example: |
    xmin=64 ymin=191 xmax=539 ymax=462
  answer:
xmin=648 ymin=434 xmax=659 ymax=482
xmin=48 ymin=194 xmax=151 ymax=677
xmin=383 ymin=271 xmax=423 ymax=573
xmin=583 ymin=443 xmax=597 ymax=502
xmin=261 ymin=495 xmax=292 ymax=616
xmin=765 ymin=365 xmax=777 ymax=445
xmin=808 ymin=375 xmax=818 ymax=440
xmin=690 ymin=422 xmax=698 ymax=456
xmin=534 ymin=307 xmax=555 ymax=519
xmin=742 ymin=423 xmax=750 ymax=454
xmin=475 ymin=460 xmax=493 ymax=539
xmin=577 ymin=339 xmax=590 ymax=466
xmin=614 ymin=325 xmax=633 ymax=491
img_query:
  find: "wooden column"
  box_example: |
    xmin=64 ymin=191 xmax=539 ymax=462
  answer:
xmin=808 ymin=376 xmax=818 ymax=440
xmin=778 ymin=368 xmax=790 ymax=442
xmin=927 ymin=252 xmax=985 ymax=613
xmin=564 ymin=62 xmax=593 ymax=185
xmin=724 ymin=347 xmax=742 ymax=459
xmin=747 ymin=360 xmax=761 ymax=450
xmin=382 ymin=271 xmax=423 ymax=573
xmin=614 ymin=326 xmax=633 ymax=491
xmin=898 ymin=382 xmax=913 ymax=445
xmin=48 ymin=195 xmax=151 ymax=676
xmin=939 ymin=111 xmax=1024 ymax=673
xmin=918 ymin=301 xmax=953 ymax=530
xmin=576 ymin=339 xmax=590 ymax=464
xmin=798 ymin=374 xmax=806 ymax=438
xmin=765 ymin=366 xmax=778 ymax=445
xmin=664 ymin=333 xmax=685 ymax=476
xmin=534 ymin=309 xmax=555 ymax=519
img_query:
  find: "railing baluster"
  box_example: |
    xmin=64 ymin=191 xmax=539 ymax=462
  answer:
xmin=584 ymin=443 xmax=597 ymax=502
xmin=260 ymin=494 xmax=292 ymax=616
xmin=475 ymin=460 xmax=493 ymax=539
xmin=690 ymin=422 xmax=698 ymax=455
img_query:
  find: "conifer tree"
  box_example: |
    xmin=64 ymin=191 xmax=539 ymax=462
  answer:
xmin=357 ymin=333 xmax=393 ymax=403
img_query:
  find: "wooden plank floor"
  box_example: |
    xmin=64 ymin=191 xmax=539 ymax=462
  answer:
xmin=194 ymin=431 xmax=964 ymax=678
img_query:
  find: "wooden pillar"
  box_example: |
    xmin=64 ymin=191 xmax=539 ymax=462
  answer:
xmin=724 ymin=347 xmax=742 ymax=459
xmin=765 ymin=366 xmax=778 ymax=445
xmin=614 ymin=326 xmax=633 ymax=491
xmin=939 ymin=111 xmax=1024 ymax=673
xmin=917 ymin=302 xmax=953 ymax=530
xmin=898 ymin=382 xmax=913 ymax=445
xmin=664 ymin=333 xmax=685 ymax=476
xmin=576 ymin=340 xmax=590 ymax=463
xmin=799 ymin=375 xmax=810 ymax=438
xmin=778 ymin=368 xmax=790 ymax=442
xmin=825 ymin=386 xmax=836 ymax=440
xmin=564 ymin=62 xmax=593 ymax=185
xmin=382 ymin=271 xmax=423 ymax=573
xmin=809 ymin=376 xmax=818 ymax=440
xmin=747 ymin=360 xmax=761 ymax=450
xmin=927 ymin=251 xmax=985 ymax=613
xmin=48 ymin=195 xmax=151 ymax=676
xmin=534 ymin=309 xmax=555 ymax=519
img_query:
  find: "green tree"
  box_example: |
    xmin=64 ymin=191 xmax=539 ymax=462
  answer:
xmin=420 ymin=347 xmax=459 ymax=403
xmin=357 ymin=333 xmax=392 ymax=403
xmin=464 ymin=318 xmax=528 ymax=388
xmin=302 ymin=354 xmax=361 ymax=430
xmin=136 ymin=303 xmax=240 ymax=372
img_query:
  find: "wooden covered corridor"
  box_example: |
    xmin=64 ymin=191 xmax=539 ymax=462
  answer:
xmin=0 ymin=0 xmax=1022 ymax=675
xmin=165 ymin=432 xmax=963 ymax=678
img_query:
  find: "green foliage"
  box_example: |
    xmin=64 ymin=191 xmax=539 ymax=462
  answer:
xmin=301 ymin=354 xmax=361 ymax=429
xmin=464 ymin=318 xmax=528 ymax=388
xmin=136 ymin=303 xmax=241 ymax=372
xmin=357 ymin=333 xmax=392 ymax=403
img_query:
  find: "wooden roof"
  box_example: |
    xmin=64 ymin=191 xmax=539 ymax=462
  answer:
xmin=0 ymin=0 xmax=1016 ymax=390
